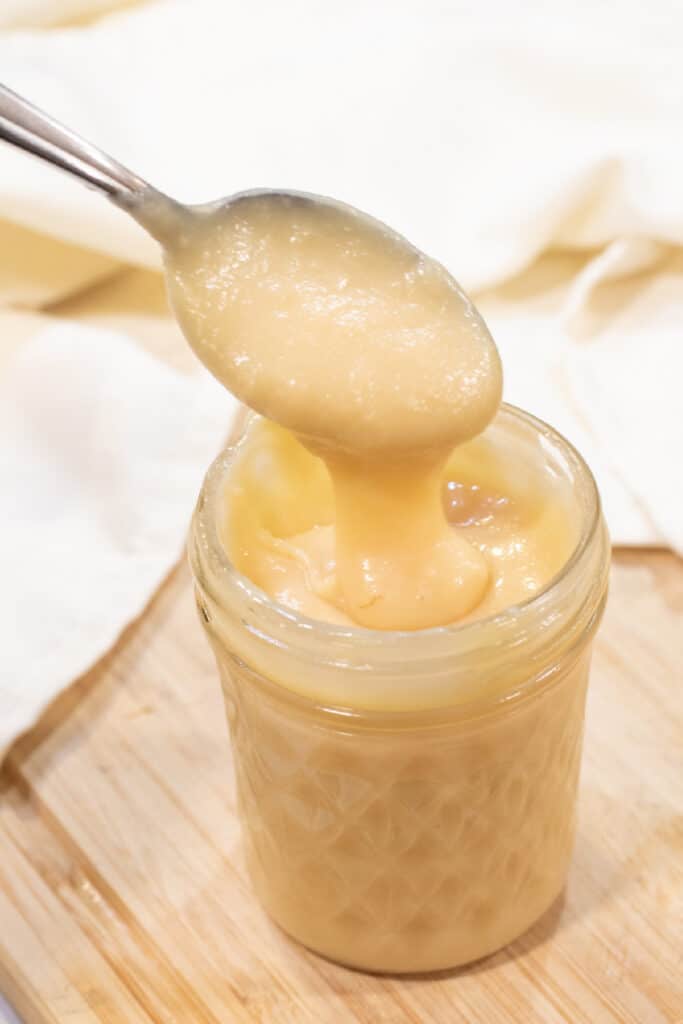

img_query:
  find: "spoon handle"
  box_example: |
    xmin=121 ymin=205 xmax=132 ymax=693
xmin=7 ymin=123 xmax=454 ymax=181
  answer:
xmin=0 ymin=83 xmax=150 ymax=198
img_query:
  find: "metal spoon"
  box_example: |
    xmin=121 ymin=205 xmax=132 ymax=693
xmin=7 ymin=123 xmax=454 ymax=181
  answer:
xmin=0 ymin=82 xmax=197 ymax=242
xmin=0 ymin=82 xmax=159 ymax=198
xmin=0 ymin=82 xmax=326 ymax=249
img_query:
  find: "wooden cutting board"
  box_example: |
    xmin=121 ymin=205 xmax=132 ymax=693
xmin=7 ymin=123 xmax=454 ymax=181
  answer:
xmin=1 ymin=549 xmax=682 ymax=1024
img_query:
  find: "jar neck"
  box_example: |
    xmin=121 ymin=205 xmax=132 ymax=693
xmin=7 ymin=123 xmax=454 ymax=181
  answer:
xmin=189 ymin=405 xmax=609 ymax=714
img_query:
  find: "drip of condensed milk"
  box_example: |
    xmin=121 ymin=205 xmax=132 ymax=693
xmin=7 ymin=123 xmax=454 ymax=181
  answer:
xmin=133 ymin=190 xmax=503 ymax=628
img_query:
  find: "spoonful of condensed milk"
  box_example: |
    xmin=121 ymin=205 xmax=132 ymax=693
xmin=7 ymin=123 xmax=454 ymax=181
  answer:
xmin=133 ymin=190 xmax=502 ymax=628
xmin=0 ymin=85 xmax=502 ymax=629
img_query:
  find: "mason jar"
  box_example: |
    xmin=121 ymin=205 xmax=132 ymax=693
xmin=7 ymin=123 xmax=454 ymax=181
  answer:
xmin=189 ymin=405 xmax=610 ymax=973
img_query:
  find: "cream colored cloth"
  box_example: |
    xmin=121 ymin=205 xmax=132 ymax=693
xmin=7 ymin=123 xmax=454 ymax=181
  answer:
xmin=0 ymin=0 xmax=681 ymax=552
xmin=0 ymin=324 xmax=233 ymax=760
xmin=0 ymin=0 xmax=137 ymax=29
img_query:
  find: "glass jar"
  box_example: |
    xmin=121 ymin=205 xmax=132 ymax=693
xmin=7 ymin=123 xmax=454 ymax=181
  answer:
xmin=189 ymin=405 xmax=610 ymax=973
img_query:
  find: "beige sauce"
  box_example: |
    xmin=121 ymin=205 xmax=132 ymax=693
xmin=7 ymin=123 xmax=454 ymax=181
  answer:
xmin=224 ymin=417 xmax=577 ymax=629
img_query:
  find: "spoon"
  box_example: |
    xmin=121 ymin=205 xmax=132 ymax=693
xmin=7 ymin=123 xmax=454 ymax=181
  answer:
xmin=0 ymin=82 xmax=214 ymax=244
xmin=0 ymin=81 xmax=502 ymax=467
xmin=0 ymin=83 xmax=162 ymax=202
xmin=0 ymin=82 xmax=331 ymax=250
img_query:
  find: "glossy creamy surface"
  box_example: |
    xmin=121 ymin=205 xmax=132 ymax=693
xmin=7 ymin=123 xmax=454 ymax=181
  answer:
xmin=223 ymin=416 xmax=578 ymax=629
xmin=151 ymin=190 xmax=503 ymax=628
xmin=160 ymin=192 xmax=502 ymax=456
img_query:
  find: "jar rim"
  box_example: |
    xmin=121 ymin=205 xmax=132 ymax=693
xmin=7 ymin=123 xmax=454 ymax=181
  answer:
xmin=193 ymin=402 xmax=603 ymax=646
xmin=191 ymin=403 xmax=610 ymax=713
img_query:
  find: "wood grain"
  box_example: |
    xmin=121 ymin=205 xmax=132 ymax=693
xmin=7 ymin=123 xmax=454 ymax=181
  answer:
xmin=0 ymin=550 xmax=681 ymax=1023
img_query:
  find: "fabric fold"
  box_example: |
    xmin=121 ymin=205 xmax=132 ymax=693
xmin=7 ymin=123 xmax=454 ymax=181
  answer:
xmin=0 ymin=324 xmax=234 ymax=758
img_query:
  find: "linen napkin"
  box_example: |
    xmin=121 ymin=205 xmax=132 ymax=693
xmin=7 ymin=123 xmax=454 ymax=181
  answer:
xmin=0 ymin=0 xmax=137 ymax=29
xmin=0 ymin=0 xmax=681 ymax=553
xmin=480 ymin=249 xmax=683 ymax=554
xmin=0 ymin=324 xmax=234 ymax=760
